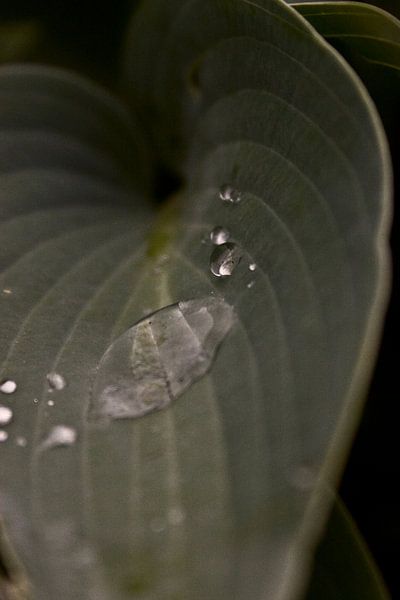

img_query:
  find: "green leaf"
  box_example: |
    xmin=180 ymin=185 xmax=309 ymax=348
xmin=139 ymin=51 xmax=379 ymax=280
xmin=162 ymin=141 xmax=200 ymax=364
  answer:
xmin=286 ymin=2 xmax=400 ymax=150
xmin=305 ymin=498 xmax=389 ymax=599
xmin=0 ymin=0 xmax=393 ymax=598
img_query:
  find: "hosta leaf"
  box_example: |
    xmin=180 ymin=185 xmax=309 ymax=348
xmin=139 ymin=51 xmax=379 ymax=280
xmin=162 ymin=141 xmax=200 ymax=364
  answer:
xmin=0 ymin=1 xmax=393 ymax=600
xmin=287 ymin=2 xmax=400 ymax=146
xmin=305 ymin=498 xmax=389 ymax=599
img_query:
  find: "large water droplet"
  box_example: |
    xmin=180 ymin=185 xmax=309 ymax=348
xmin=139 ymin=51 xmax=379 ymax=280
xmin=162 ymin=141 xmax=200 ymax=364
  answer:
xmin=0 ymin=406 xmax=13 ymax=426
xmin=0 ymin=380 xmax=17 ymax=394
xmin=210 ymin=243 xmax=242 ymax=277
xmin=47 ymin=372 xmax=66 ymax=391
xmin=219 ymin=184 xmax=241 ymax=204
xmin=90 ymin=297 xmax=235 ymax=423
xmin=210 ymin=226 xmax=230 ymax=245
xmin=42 ymin=425 xmax=77 ymax=449
xmin=0 ymin=431 xmax=8 ymax=442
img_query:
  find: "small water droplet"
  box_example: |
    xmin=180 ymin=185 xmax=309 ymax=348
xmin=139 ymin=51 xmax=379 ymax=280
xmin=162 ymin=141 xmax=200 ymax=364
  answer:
xmin=0 ymin=406 xmax=13 ymax=426
xmin=46 ymin=372 xmax=66 ymax=391
xmin=33 ymin=398 xmax=39 ymax=404
xmin=210 ymin=243 xmax=242 ymax=277
xmin=210 ymin=226 xmax=230 ymax=245
xmin=291 ymin=465 xmax=316 ymax=491
xmin=90 ymin=296 xmax=235 ymax=422
xmin=0 ymin=430 xmax=8 ymax=442
xmin=0 ymin=380 xmax=17 ymax=394
xmin=150 ymin=518 xmax=166 ymax=533
xmin=42 ymin=425 xmax=77 ymax=449
xmin=2 ymin=288 xmax=12 ymax=295
xmin=219 ymin=184 xmax=241 ymax=204
xmin=168 ymin=507 xmax=186 ymax=526
xmin=247 ymin=281 xmax=255 ymax=289
xmin=16 ymin=436 xmax=27 ymax=447
xmin=249 ymin=263 xmax=257 ymax=272
xmin=47 ymin=399 xmax=55 ymax=406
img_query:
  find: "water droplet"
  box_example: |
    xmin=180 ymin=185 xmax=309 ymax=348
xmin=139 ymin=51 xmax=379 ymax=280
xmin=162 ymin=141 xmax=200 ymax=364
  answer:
xmin=210 ymin=243 xmax=242 ymax=277
xmin=249 ymin=263 xmax=257 ymax=272
xmin=2 ymin=288 xmax=12 ymax=295
xmin=150 ymin=518 xmax=166 ymax=533
xmin=42 ymin=425 xmax=77 ymax=449
xmin=47 ymin=399 xmax=55 ymax=407
xmin=90 ymin=296 xmax=235 ymax=422
xmin=247 ymin=280 xmax=255 ymax=289
xmin=0 ymin=406 xmax=13 ymax=426
xmin=0 ymin=431 xmax=8 ymax=442
xmin=291 ymin=465 xmax=316 ymax=491
xmin=46 ymin=372 xmax=66 ymax=391
xmin=210 ymin=226 xmax=230 ymax=245
xmin=219 ymin=184 xmax=241 ymax=204
xmin=168 ymin=507 xmax=186 ymax=526
xmin=16 ymin=436 xmax=27 ymax=447
xmin=0 ymin=380 xmax=17 ymax=394
xmin=33 ymin=398 xmax=39 ymax=404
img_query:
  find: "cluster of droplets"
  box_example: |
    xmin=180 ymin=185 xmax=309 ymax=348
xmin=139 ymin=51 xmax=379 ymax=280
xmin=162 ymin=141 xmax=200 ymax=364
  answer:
xmin=0 ymin=380 xmax=16 ymax=442
xmin=0 ymin=373 xmax=76 ymax=448
xmin=207 ymin=184 xmax=257 ymax=283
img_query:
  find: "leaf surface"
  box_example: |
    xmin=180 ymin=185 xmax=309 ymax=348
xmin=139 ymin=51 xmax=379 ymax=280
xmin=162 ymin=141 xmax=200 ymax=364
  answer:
xmin=0 ymin=1 xmax=393 ymax=599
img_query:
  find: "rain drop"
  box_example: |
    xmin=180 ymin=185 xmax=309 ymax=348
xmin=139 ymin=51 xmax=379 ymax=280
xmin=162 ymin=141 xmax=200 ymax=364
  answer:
xmin=210 ymin=226 xmax=230 ymax=245
xmin=42 ymin=425 xmax=77 ymax=449
xmin=0 ymin=380 xmax=17 ymax=394
xmin=47 ymin=372 xmax=66 ymax=391
xmin=0 ymin=406 xmax=13 ymax=426
xmin=210 ymin=243 xmax=242 ymax=277
xmin=0 ymin=431 xmax=8 ymax=442
xmin=90 ymin=296 xmax=235 ymax=422
xmin=219 ymin=184 xmax=241 ymax=204
xmin=249 ymin=263 xmax=257 ymax=272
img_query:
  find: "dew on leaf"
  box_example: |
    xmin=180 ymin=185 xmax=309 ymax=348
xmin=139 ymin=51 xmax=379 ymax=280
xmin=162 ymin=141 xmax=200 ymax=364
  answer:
xmin=47 ymin=372 xmax=66 ymax=391
xmin=219 ymin=183 xmax=241 ymax=204
xmin=89 ymin=296 xmax=235 ymax=423
xmin=210 ymin=226 xmax=230 ymax=245
xmin=0 ymin=431 xmax=9 ymax=442
xmin=42 ymin=425 xmax=77 ymax=449
xmin=0 ymin=380 xmax=17 ymax=394
xmin=210 ymin=243 xmax=243 ymax=277
xmin=0 ymin=406 xmax=13 ymax=426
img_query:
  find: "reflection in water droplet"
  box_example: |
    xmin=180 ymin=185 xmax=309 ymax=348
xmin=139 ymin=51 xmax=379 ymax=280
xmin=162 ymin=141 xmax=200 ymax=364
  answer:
xmin=16 ymin=436 xmax=27 ymax=447
xmin=210 ymin=243 xmax=242 ymax=277
xmin=90 ymin=297 xmax=235 ymax=422
xmin=249 ymin=263 xmax=257 ymax=272
xmin=47 ymin=372 xmax=66 ymax=391
xmin=0 ymin=380 xmax=17 ymax=394
xmin=219 ymin=184 xmax=241 ymax=204
xmin=210 ymin=226 xmax=230 ymax=245
xmin=0 ymin=406 xmax=13 ymax=426
xmin=0 ymin=431 xmax=8 ymax=442
xmin=42 ymin=425 xmax=77 ymax=449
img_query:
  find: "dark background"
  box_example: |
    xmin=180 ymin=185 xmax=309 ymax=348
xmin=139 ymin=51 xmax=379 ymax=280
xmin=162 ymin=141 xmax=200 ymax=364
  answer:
xmin=1 ymin=0 xmax=398 ymax=596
